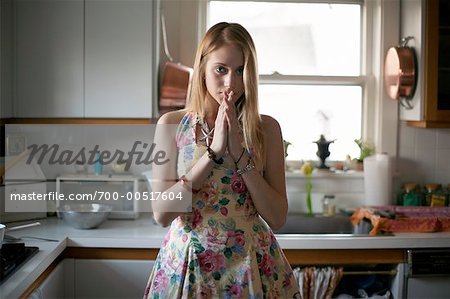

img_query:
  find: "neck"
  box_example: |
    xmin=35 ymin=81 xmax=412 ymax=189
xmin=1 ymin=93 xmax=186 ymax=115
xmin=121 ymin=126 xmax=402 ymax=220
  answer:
xmin=203 ymin=94 xmax=219 ymax=125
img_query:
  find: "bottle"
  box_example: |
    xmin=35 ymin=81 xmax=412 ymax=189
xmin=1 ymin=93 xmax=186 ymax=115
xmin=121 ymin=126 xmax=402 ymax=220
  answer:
xmin=322 ymin=195 xmax=336 ymax=216
xmin=94 ymin=151 xmax=103 ymax=175
xmin=402 ymin=183 xmax=424 ymax=206
xmin=424 ymin=183 xmax=440 ymax=206
xmin=426 ymin=183 xmax=447 ymax=207
xmin=396 ymin=184 xmax=407 ymax=205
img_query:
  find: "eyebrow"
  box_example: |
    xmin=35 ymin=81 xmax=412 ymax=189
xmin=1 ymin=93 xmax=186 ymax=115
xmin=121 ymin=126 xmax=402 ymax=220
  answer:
xmin=212 ymin=62 xmax=244 ymax=69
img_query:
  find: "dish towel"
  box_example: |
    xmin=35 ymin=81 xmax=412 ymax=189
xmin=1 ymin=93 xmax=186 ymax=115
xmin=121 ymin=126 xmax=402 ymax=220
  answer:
xmin=293 ymin=266 xmax=344 ymax=299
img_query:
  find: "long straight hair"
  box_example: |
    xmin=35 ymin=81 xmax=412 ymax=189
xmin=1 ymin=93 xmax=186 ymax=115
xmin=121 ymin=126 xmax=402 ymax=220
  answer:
xmin=185 ymin=22 xmax=265 ymax=170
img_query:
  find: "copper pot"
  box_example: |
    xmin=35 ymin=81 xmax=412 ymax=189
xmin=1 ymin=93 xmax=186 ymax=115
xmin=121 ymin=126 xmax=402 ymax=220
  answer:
xmin=384 ymin=38 xmax=417 ymax=102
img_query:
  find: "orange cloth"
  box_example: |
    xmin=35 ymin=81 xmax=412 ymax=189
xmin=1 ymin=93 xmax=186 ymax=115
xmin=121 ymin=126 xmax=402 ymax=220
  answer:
xmin=351 ymin=206 xmax=450 ymax=235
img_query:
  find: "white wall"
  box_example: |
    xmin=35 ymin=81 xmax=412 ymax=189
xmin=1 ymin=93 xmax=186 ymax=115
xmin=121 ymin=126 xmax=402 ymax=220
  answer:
xmin=397 ymin=123 xmax=450 ymax=185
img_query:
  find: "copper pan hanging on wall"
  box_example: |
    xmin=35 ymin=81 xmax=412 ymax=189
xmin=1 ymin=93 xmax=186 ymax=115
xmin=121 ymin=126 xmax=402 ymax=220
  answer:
xmin=384 ymin=36 xmax=417 ymax=109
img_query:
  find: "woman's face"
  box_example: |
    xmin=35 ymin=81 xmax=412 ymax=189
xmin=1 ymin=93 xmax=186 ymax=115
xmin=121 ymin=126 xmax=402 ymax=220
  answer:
xmin=204 ymin=43 xmax=245 ymax=105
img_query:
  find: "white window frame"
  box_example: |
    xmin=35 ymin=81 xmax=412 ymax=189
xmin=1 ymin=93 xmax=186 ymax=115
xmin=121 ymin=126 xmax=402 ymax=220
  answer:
xmin=200 ymin=0 xmax=400 ymax=160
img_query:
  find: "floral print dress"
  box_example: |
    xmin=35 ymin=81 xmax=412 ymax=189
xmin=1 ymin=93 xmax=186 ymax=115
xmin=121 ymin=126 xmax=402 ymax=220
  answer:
xmin=144 ymin=112 xmax=300 ymax=299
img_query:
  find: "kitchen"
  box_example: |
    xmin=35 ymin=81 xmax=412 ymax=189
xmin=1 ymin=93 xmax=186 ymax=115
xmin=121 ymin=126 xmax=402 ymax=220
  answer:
xmin=1 ymin=0 xmax=450 ymax=298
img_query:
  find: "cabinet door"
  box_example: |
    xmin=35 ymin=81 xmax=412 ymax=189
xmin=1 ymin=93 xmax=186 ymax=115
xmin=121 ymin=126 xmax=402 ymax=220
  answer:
xmin=74 ymin=259 xmax=155 ymax=298
xmin=30 ymin=259 xmax=75 ymax=299
xmin=1 ymin=0 xmax=14 ymax=118
xmin=15 ymin=0 xmax=84 ymax=117
xmin=425 ymin=0 xmax=450 ymax=121
xmin=402 ymin=0 xmax=450 ymax=127
xmin=84 ymin=0 xmax=154 ymax=118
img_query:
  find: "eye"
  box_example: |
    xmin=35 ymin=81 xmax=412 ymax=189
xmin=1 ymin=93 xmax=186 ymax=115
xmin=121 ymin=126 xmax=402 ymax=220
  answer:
xmin=215 ymin=66 xmax=228 ymax=74
xmin=236 ymin=67 xmax=244 ymax=76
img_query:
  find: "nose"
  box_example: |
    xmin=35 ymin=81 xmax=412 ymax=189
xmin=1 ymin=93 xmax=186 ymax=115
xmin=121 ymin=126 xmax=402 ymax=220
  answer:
xmin=224 ymin=72 xmax=237 ymax=90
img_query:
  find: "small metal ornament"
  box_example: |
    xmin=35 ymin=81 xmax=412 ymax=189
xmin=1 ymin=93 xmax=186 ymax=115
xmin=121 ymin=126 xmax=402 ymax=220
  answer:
xmin=314 ymin=135 xmax=335 ymax=169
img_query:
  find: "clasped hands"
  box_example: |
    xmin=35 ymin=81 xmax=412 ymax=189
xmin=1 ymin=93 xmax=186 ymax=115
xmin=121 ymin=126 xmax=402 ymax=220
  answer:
xmin=209 ymin=88 xmax=244 ymax=161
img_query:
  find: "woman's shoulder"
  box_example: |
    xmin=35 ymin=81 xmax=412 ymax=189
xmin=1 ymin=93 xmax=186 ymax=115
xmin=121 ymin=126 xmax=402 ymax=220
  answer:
xmin=260 ymin=114 xmax=281 ymax=133
xmin=157 ymin=109 xmax=190 ymax=125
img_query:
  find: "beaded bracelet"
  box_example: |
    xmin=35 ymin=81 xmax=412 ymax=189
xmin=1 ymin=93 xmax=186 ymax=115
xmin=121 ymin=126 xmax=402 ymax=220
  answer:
xmin=236 ymin=157 xmax=255 ymax=175
xmin=206 ymin=147 xmax=224 ymax=164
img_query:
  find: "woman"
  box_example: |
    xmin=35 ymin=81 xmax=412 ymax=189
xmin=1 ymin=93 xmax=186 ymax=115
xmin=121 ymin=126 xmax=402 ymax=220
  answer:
xmin=144 ymin=22 xmax=300 ymax=298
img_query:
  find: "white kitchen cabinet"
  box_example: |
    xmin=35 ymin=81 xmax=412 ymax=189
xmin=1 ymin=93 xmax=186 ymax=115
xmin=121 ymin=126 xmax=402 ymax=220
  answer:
xmin=1 ymin=0 xmax=14 ymax=118
xmin=13 ymin=0 xmax=157 ymax=118
xmin=84 ymin=0 xmax=154 ymax=118
xmin=400 ymin=0 xmax=450 ymax=127
xmin=74 ymin=259 xmax=154 ymax=298
xmin=29 ymin=259 xmax=75 ymax=299
xmin=15 ymin=0 xmax=84 ymax=118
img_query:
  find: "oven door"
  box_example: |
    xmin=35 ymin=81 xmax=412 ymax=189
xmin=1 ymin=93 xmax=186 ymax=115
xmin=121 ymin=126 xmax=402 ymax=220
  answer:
xmin=407 ymin=276 xmax=450 ymax=298
xmin=406 ymin=249 xmax=450 ymax=299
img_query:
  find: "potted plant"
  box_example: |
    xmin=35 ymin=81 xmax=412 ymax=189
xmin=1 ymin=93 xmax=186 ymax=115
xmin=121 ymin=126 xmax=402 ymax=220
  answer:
xmin=354 ymin=138 xmax=374 ymax=170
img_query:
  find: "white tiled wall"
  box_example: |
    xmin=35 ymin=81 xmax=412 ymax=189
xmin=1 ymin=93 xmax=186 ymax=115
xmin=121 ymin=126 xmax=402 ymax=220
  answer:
xmin=286 ymin=173 xmax=365 ymax=214
xmin=287 ymin=123 xmax=450 ymax=214
xmin=398 ymin=122 xmax=450 ymax=186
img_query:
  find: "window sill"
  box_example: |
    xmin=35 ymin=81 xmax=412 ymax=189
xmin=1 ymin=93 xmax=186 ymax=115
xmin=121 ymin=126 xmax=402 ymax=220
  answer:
xmin=286 ymin=169 xmax=364 ymax=179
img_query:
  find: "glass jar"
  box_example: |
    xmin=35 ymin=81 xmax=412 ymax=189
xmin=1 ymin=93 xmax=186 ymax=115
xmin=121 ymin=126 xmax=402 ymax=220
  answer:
xmin=425 ymin=183 xmax=447 ymax=207
xmin=322 ymin=195 xmax=336 ymax=216
xmin=402 ymin=183 xmax=424 ymax=206
xmin=425 ymin=183 xmax=440 ymax=206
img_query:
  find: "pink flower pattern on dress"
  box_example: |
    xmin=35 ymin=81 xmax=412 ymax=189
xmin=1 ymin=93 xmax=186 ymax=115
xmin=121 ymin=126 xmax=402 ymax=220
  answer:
xmin=153 ymin=269 xmax=169 ymax=292
xmin=230 ymin=174 xmax=247 ymax=193
xmin=198 ymin=249 xmax=225 ymax=272
xmin=191 ymin=208 xmax=203 ymax=229
xmin=228 ymin=284 xmax=243 ymax=297
xmin=227 ymin=230 xmax=246 ymax=247
xmin=260 ymin=253 xmax=276 ymax=277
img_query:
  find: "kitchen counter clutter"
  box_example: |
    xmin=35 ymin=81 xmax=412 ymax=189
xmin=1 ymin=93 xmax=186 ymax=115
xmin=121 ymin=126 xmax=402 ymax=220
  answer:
xmin=2 ymin=214 xmax=450 ymax=298
xmin=351 ymin=206 xmax=450 ymax=235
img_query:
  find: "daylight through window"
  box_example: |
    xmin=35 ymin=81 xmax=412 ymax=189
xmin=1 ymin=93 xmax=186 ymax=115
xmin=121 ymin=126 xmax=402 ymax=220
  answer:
xmin=208 ymin=0 xmax=364 ymax=161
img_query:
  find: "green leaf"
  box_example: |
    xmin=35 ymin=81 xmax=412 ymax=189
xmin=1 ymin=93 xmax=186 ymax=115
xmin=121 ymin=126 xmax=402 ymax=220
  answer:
xmin=189 ymin=273 xmax=196 ymax=284
xmin=193 ymin=243 xmax=205 ymax=253
xmin=256 ymin=252 xmax=262 ymax=263
xmin=224 ymin=248 xmax=233 ymax=259
xmin=237 ymin=194 xmax=246 ymax=205
xmin=219 ymin=218 xmax=236 ymax=231
xmin=270 ymin=247 xmax=275 ymax=256
xmin=219 ymin=198 xmax=230 ymax=206
xmin=221 ymin=176 xmax=231 ymax=184
xmin=212 ymin=272 xmax=221 ymax=280
xmin=208 ymin=218 xmax=218 ymax=227
xmin=188 ymin=260 xmax=196 ymax=270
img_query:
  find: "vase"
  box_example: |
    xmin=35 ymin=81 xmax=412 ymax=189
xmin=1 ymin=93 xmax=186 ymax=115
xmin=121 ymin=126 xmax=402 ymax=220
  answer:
xmin=314 ymin=135 xmax=334 ymax=169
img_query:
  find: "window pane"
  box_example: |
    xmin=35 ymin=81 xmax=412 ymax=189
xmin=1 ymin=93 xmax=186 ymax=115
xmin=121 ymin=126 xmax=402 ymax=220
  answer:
xmin=209 ymin=1 xmax=361 ymax=76
xmin=258 ymin=85 xmax=362 ymax=161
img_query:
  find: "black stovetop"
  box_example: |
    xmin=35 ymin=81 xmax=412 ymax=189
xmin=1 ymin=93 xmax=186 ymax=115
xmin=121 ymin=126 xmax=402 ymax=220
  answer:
xmin=0 ymin=243 xmax=39 ymax=285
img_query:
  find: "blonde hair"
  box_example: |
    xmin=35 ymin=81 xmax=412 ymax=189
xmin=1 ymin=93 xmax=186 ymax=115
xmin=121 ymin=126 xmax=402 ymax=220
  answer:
xmin=186 ymin=22 xmax=265 ymax=170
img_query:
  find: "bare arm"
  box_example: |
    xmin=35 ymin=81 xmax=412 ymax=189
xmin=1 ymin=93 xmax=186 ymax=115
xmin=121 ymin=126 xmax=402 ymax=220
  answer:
xmin=235 ymin=115 xmax=288 ymax=230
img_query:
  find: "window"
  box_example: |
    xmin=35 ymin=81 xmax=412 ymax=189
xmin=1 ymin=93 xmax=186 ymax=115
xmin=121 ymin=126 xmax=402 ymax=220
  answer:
xmin=208 ymin=0 xmax=366 ymax=161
